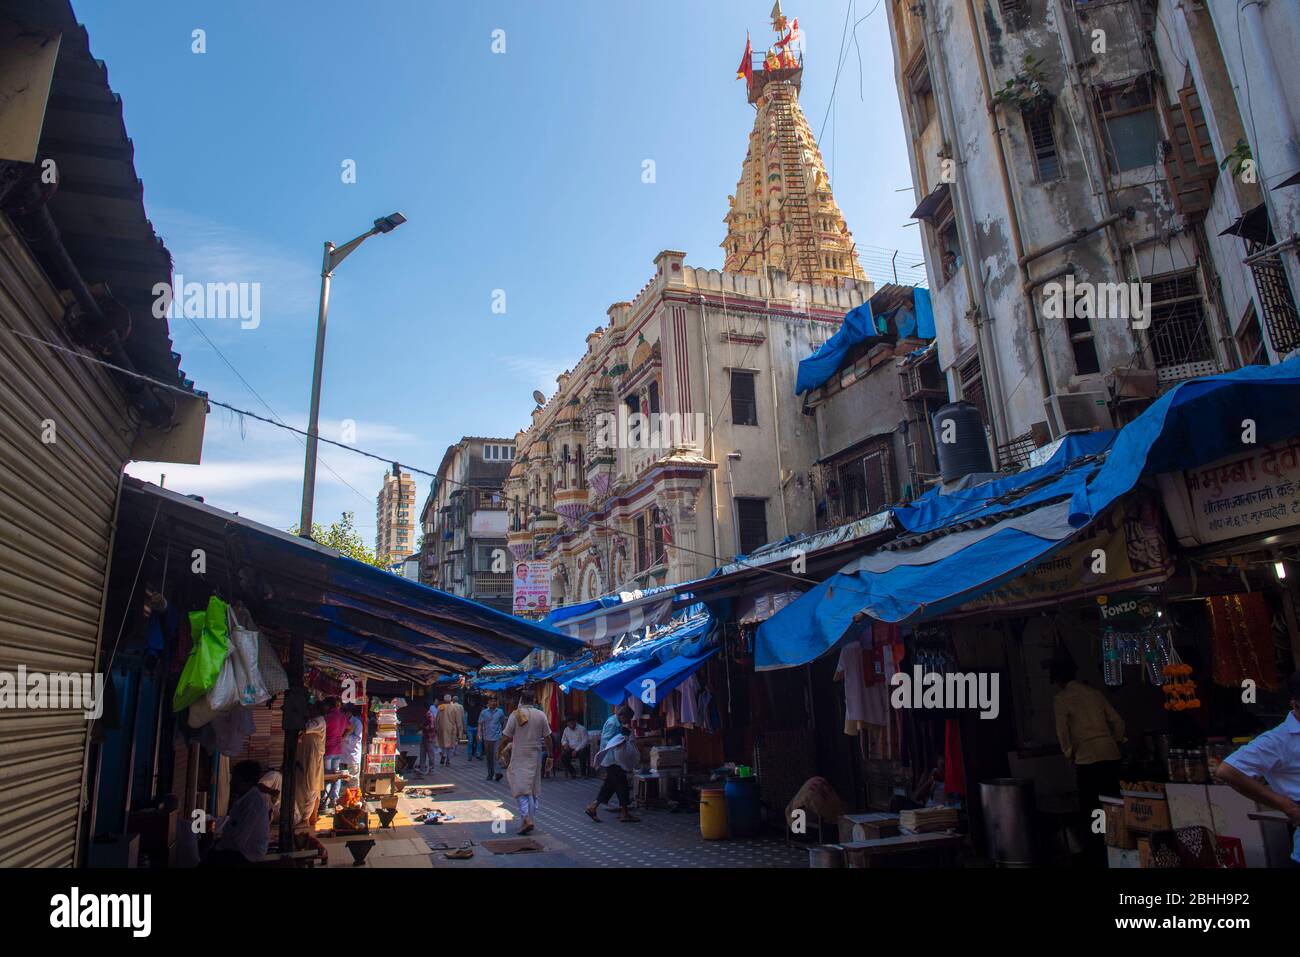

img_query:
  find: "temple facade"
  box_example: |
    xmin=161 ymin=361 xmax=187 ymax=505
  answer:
xmin=501 ymin=8 xmax=872 ymax=609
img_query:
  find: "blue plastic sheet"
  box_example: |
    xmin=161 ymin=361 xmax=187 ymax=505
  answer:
xmin=757 ymin=357 xmax=1300 ymax=670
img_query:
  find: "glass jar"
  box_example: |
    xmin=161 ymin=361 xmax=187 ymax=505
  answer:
xmin=1185 ymin=748 xmax=1208 ymax=784
xmin=1166 ymin=748 xmax=1185 ymax=783
xmin=1205 ymin=738 xmax=1230 ymax=780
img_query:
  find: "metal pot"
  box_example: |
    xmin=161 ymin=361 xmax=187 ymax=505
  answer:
xmin=808 ymin=844 xmax=845 ymax=868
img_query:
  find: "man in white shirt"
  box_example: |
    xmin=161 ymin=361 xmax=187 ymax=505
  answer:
xmin=559 ymin=717 xmax=590 ymax=778
xmin=1216 ymin=671 xmax=1300 ymax=866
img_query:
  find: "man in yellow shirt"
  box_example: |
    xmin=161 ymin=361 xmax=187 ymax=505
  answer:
xmin=1052 ymin=658 xmax=1126 ymax=865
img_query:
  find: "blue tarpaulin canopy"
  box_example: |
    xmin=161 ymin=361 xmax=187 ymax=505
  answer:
xmin=758 ymin=357 xmax=1300 ymax=670
xmin=541 ymin=584 xmax=679 ymax=646
xmin=473 ymin=654 xmax=594 ymax=692
xmin=621 ymin=646 xmax=720 ymax=704
xmin=560 ymin=615 xmax=714 ymax=704
xmin=120 ymin=478 xmax=584 ymax=683
xmin=795 ymin=287 xmax=934 ymax=395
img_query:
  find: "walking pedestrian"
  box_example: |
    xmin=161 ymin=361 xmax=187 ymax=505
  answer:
xmin=498 ymin=689 xmax=551 ymax=835
xmin=436 ymin=693 xmax=465 ymax=765
xmin=417 ymin=699 xmax=437 ymax=775
xmin=479 ymin=696 xmax=506 ymax=781
xmin=586 ymin=706 xmax=640 ymax=823
xmin=464 ymin=694 xmax=483 ymax=760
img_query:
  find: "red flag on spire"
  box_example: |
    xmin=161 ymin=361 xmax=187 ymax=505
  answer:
xmin=775 ymin=17 xmax=800 ymax=49
xmin=737 ymin=32 xmax=753 ymax=88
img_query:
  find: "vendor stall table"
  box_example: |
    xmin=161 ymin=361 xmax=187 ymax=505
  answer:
xmin=840 ymin=832 xmax=963 ymax=868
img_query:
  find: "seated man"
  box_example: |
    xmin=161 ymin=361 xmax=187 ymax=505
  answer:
xmin=206 ymin=760 xmax=272 ymax=866
xmin=559 ymin=717 xmax=590 ymax=778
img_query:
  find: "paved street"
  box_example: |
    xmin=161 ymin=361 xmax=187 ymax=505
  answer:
xmin=387 ymin=753 xmax=806 ymax=868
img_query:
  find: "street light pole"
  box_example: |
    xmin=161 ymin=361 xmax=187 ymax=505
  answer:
xmin=297 ymin=213 xmax=406 ymax=540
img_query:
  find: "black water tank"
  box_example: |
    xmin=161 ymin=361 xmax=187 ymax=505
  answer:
xmin=932 ymin=401 xmax=992 ymax=482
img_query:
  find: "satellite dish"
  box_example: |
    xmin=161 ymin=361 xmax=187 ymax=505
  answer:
xmin=531 ymin=390 xmax=546 ymax=406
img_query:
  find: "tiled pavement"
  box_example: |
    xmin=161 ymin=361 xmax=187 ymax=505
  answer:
xmin=393 ymin=752 xmax=807 ymax=868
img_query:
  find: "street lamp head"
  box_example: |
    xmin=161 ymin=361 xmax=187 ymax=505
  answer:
xmin=374 ymin=212 xmax=407 ymax=234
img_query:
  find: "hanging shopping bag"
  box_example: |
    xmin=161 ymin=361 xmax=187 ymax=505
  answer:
xmin=173 ymin=596 xmax=231 ymax=711
xmin=226 ymin=606 xmax=270 ymax=707
xmin=206 ymin=643 xmax=240 ymax=712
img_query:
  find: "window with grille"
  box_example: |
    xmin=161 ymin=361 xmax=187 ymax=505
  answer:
xmin=730 ymin=370 xmax=758 ymax=426
xmin=836 ymin=443 xmax=894 ymax=519
xmin=1247 ymin=242 xmax=1300 ymax=357
xmin=906 ymin=55 xmax=935 ymax=130
xmin=1095 ymin=79 xmax=1160 ymax=173
xmin=1236 ymin=304 xmax=1266 ymax=366
xmin=1147 ymin=270 xmax=1215 ymax=376
xmin=1023 ymin=106 xmax=1062 ymax=181
xmin=959 ymin=356 xmax=988 ymax=427
xmin=634 ymin=513 xmax=649 ymax=571
xmin=734 ymin=498 xmax=769 ymax=556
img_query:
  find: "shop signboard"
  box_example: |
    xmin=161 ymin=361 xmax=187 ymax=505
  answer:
xmin=956 ymin=499 xmax=1171 ymax=613
xmin=512 ymin=560 xmax=550 ymax=616
xmin=1158 ymin=438 xmax=1300 ymax=547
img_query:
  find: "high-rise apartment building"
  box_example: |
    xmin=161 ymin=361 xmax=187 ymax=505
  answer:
xmin=376 ymin=467 xmax=418 ymax=566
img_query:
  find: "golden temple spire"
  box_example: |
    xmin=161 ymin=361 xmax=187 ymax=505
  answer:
xmin=723 ymin=8 xmax=866 ymax=287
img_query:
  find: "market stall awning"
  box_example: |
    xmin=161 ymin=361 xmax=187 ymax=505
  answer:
xmin=117 ymin=479 xmax=583 ymax=682
xmin=621 ymin=646 xmax=720 ymax=704
xmin=560 ymin=615 xmax=713 ymax=704
xmin=542 ymin=585 xmax=679 ymax=646
xmin=473 ymin=653 xmax=593 ymax=692
xmin=757 ymin=357 xmax=1300 ymax=670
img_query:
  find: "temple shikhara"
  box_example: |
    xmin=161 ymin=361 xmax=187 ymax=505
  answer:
xmin=500 ymin=5 xmax=873 ymax=613
xmin=724 ymin=2 xmax=866 ymax=285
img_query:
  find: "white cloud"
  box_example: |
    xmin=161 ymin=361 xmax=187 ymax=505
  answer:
xmin=127 ymin=410 xmax=423 ymax=535
xmin=495 ymin=354 xmax=571 ymax=396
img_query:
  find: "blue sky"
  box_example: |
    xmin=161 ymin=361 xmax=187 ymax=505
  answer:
xmin=89 ymin=0 xmax=924 ymax=540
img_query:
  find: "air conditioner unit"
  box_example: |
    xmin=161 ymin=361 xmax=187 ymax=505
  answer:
xmin=1043 ymin=391 xmax=1112 ymax=438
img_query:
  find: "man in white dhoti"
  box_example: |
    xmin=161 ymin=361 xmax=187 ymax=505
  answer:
xmin=498 ymin=689 xmax=551 ymax=835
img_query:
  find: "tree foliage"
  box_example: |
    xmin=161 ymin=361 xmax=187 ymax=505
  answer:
xmin=288 ymin=511 xmax=387 ymax=567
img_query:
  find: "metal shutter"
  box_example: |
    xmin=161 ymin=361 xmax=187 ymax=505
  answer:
xmin=0 ymin=215 xmax=134 ymax=866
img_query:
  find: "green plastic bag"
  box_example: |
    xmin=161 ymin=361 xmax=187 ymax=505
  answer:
xmin=173 ymin=596 xmax=231 ymax=711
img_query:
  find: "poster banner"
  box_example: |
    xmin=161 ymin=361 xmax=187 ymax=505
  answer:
xmin=512 ymin=560 xmax=550 ymax=616
xmin=956 ymin=498 xmax=1171 ymax=614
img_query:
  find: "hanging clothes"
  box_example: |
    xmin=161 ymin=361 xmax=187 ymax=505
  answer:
xmin=835 ymin=638 xmax=869 ymax=735
xmin=678 ymin=672 xmax=701 ymax=726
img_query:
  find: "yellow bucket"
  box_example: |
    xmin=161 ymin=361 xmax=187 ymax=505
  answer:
xmin=700 ymin=786 xmax=728 ymax=840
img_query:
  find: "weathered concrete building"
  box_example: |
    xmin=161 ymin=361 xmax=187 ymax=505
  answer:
xmin=886 ymin=0 xmax=1300 ymax=465
xmin=502 ymin=8 xmax=873 ymax=605
xmin=418 ymin=437 xmax=515 ymax=610
xmin=800 ymin=284 xmax=946 ymax=528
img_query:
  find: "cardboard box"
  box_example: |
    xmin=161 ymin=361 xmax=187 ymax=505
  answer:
xmin=1103 ymin=797 xmax=1136 ymax=848
xmin=650 ymin=746 xmax=685 ymax=770
xmin=1123 ymin=790 xmax=1171 ymax=832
